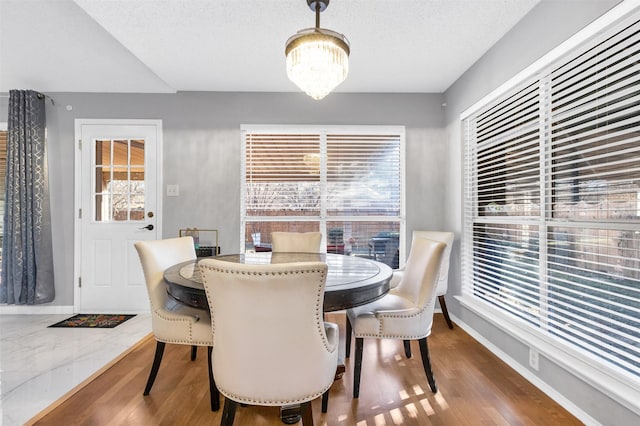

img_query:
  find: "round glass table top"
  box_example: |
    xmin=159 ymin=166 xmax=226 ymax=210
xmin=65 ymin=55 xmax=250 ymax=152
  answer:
xmin=177 ymin=252 xmax=387 ymax=289
xmin=164 ymin=252 xmax=392 ymax=311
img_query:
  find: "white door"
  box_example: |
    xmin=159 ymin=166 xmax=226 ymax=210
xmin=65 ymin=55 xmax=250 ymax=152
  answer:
xmin=75 ymin=120 xmax=162 ymax=313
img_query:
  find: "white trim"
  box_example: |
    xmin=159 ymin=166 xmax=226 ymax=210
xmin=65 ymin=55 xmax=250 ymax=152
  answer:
xmin=241 ymin=124 xmax=406 ymax=259
xmin=240 ymin=128 xmax=247 ymax=253
xmin=460 ymin=0 xmax=640 ymax=120
xmin=456 ymin=295 xmax=640 ymax=418
xmin=73 ymin=119 xmax=163 ymax=313
xmin=0 ymin=304 xmax=74 ymax=315
xmin=241 ymin=124 xmax=406 ymax=135
xmin=399 ymin=126 xmax=407 ymax=263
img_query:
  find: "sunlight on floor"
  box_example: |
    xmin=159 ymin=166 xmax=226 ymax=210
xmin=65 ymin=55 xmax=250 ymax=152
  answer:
xmin=413 ymin=384 xmax=425 ymax=396
xmin=404 ymin=402 xmax=419 ymax=418
xmin=390 ymin=407 xmax=405 ymax=423
xmin=374 ymin=413 xmax=386 ymax=425
xmin=435 ymin=392 xmax=450 ymax=409
xmin=420 ymin=397 xmax=436 ymax=415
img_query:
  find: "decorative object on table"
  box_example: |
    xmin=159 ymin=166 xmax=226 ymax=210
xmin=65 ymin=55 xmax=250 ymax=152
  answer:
xmin=345 ymin=237 xmax=445 ymax=397
xmin=285 ymin=0 xmax=350 ymax=100
xmin=199 ymin=259 xmax=338 ymax=425
xmin=49 ymin=314 xmax=135 ymax=328
xmin=134 ymin=236 xmax=220 ymax=412
xmin=179 ymin=228 xmax=220 ymax=257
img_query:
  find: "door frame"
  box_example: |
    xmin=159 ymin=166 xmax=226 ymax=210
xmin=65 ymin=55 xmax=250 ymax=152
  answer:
xmin=73 ymin=119 xmax=163 ymax=312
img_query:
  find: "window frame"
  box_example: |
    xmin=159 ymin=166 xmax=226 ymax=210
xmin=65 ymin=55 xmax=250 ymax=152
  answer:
xmin=460 ymin=4 xmax=640 ymax=415
xmin=240 ymin=124 xmax=406 ymax=261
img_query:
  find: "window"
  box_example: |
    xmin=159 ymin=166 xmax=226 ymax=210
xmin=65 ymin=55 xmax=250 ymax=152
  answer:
xmin=463 ymin=14 xmax=640 ymax=383
xmin=93 ymin=138 xmax=146 ymax=221
xmin=242 ymin=126 xmax=404 ymax=267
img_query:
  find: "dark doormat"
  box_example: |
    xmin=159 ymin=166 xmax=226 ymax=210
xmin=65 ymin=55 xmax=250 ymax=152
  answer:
xmin=48 ymin=314 xmax=136 ymax=328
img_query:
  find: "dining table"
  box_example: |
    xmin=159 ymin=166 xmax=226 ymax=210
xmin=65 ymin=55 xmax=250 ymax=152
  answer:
xmin=163 ymin=251 xmax=393 ymax=312
xmin=163 ymin=251 xmax=393 ymax=424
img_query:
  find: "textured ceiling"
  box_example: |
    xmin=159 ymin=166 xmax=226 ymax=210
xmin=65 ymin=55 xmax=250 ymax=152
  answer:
xmin=0 ymin=0 xmax=540 ymax=94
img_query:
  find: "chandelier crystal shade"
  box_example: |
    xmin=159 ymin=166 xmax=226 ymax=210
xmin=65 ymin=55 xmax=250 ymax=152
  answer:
xmin=285 ymin=0 xmax=350 ymax=100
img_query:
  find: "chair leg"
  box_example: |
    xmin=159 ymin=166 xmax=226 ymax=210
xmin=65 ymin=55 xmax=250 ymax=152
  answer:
xmin=191 ymin=345 xmax=197 ymax=361
xmin=300 ymin=401 xmax=314 ymax=425
xmin=345 ymin=316 xmax=352 ymax=358
xmin=321 ymin=389 xmax=329 ymax=413
xmin=418 ymin=337 xmax=437 ymax=393
xmin=143 ymin=341 xmax=166 ymax=395
xmin=353 ymin=337 xmax=364 ymax=398
xmin=221 ymin=398 xmax=237 ymax=426
xmin=208 ymin=346 xmax=220 ymax=411
xmin=438 ymin=295 xmax=454 ymax=329
xmin=403 ymin=340 xmax=412 ymax=358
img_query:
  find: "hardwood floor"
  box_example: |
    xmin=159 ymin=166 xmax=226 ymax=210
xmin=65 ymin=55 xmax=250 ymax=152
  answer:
xmin=29 ymin=314 xmax=581 ymax=425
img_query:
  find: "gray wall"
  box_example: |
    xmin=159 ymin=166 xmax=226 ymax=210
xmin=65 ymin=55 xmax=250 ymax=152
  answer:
xmin=1 ymin=92 xmax=446 ymax=306
xmin=443 ymin=0 xmax=638 ymax=425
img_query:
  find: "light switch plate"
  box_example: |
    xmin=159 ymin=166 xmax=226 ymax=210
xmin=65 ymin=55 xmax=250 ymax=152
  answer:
xmin=167 ymin=184 xmax=179 ymax=197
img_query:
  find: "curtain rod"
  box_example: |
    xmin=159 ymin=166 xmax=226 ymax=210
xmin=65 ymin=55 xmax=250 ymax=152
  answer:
xmin=0 ymin=92 xmax=55 ymax=105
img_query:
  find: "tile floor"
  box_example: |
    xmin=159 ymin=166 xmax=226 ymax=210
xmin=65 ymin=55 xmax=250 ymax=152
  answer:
xmin=0 ymin=313 xmax=151 ymax=426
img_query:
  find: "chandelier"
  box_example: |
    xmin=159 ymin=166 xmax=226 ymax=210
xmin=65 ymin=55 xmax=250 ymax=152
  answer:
xmin=285 ymin=0 xmax=350 ymax=100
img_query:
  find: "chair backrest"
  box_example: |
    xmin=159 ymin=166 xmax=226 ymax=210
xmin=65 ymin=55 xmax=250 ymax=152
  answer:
xmin=271 ymin=231 xmax=323 ymax=253
xmin=198 ymin=259 xmax=337 ymax=405
xmin=394 ymin=237 xmax=446 ymax=307
xmin=411 ymin=231 xmax=454 ymax=296
xmin=134 ymin=236 xmax=196 ymax=314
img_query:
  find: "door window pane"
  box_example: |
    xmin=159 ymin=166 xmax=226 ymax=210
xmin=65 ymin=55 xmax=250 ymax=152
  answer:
xmin=93 ymin=138 xmax=145 ymax=222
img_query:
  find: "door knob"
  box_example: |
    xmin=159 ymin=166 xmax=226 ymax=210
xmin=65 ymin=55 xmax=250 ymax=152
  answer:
xmin=140 ymin=224 xmax=154 ymax=231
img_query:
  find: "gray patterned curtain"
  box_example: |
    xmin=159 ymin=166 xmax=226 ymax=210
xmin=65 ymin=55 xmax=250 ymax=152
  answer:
xmin=0 ymin=90 xmax=55 ymax=304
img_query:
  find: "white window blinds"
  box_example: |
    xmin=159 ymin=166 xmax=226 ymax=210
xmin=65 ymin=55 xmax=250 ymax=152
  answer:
xmin=242 ymin=126 xmax=404 ymax=267
xmin=326 ymin=134 xmax=402 ymax=216
xmin=463 ymin=15 xmax=640 ymax=379
xmin=245 ymin=133 xmax=321 ymax=216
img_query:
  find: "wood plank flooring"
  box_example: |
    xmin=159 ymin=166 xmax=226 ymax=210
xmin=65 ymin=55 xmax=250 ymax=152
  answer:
xmin=28 ymin=314 xmax=581 ymax=425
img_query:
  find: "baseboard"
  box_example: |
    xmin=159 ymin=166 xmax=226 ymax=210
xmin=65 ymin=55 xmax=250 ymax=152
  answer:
xmin=450 ymin=312 xmax=600 ymax=426
xmin=0 ymin=304 xmax=75 ymax=315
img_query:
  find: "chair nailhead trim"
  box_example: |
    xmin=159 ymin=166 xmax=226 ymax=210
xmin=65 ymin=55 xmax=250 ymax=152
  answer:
xmin=151 ymin=303 xmax=204 ymax=342
xmin=200 ymin=265 xmax=334 ymax=352
xmin=354 ymin=298 xmax=436 ymax=339
xmin=218 ymin=384 xmax=331 ymax=406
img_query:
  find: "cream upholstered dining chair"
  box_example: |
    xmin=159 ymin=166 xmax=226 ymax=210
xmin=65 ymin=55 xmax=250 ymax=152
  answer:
xmin=271 ymin=231 xmax=323 ymax=253
xmin=199 ymin=259 xmax=338 ymax=425
xmin=391 ymin=230 xmax=455 ymax=329
xmin=134 ymin=236 xmax=219 ymax=411
xmin=345 ymin=237 xmax=445 ymax=397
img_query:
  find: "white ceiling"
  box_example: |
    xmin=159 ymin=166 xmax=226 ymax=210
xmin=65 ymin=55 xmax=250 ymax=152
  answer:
xmin=0 ymin=0 xmax=540 ymax=95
